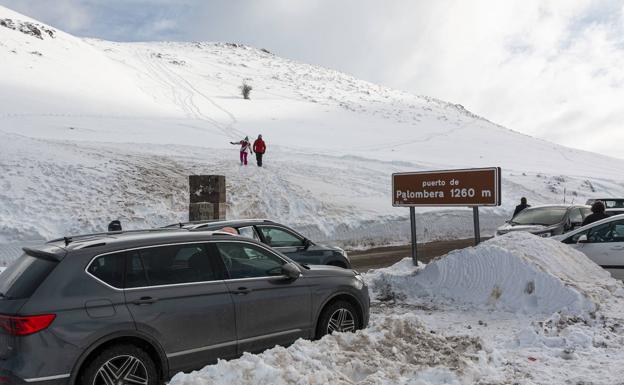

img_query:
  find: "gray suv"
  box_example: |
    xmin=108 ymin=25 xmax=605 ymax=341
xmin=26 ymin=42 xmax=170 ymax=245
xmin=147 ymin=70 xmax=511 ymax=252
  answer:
xmin=0 ymin=230 xmax=369 ymax=385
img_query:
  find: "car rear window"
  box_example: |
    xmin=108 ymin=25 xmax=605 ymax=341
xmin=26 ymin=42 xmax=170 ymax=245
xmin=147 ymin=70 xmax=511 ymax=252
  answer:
xmin=0 ymin=254 xmax=58 ymax=300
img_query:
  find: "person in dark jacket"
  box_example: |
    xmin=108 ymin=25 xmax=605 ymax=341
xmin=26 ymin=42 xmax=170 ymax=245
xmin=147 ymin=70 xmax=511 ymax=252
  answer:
xmin=230 ymin=136 xmax=252 ymax=165
xmin=582 ymin=201 xmax=609 ymax=226
xmin=513 ymin=197 xmax=530 ymax=218
xmin=253 ymin=134 xmax=266 ymax=167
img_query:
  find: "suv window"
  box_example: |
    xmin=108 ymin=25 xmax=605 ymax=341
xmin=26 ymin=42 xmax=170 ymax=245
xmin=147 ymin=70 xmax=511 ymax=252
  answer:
xmin=0 ymin=254 xmax=58 ymax=299
xmin=88 ymin=243 xmax=223 ymax=289
xmin=132 ymin=243 xmax=222 ymax=287
xmin=216 ymin=242 xmax=285 ymax=279
xmin=87 ymin=252 xmax=126 ymax=288
xmin=238 ymin=226 xmax=260 ymax=241
xmin=257 ymin=227 xmax=304 ymax=247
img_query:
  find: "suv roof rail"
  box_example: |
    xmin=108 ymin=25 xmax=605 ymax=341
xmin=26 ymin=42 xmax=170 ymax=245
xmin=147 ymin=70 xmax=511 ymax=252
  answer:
xmin=48 ymin=228 xmax=183 ymax=245
xmin=167 ymin=218 xmax=276 ymax=228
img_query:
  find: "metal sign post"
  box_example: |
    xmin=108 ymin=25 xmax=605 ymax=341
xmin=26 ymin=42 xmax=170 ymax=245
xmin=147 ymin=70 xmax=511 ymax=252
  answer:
xmin=473 ymin=206 xmax=481 ymax=245
xmin=392 ymin=167 xmax=501 ymax=262
xmin=410 ymin=207 xmax=418 ymax=265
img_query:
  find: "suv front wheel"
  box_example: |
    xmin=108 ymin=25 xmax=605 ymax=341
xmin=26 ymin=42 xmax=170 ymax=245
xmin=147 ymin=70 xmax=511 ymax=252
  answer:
xmin=79 ymin=344 xmax=158 ymax=385
xmin=316 ymin=300 xmax=360 ymax=339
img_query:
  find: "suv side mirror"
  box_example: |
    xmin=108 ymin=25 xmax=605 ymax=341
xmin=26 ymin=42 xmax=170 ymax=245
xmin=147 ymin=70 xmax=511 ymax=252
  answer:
xmin=303 ymin=238 xmax=312 ymax=250
xmin=281 ymin=262 xmax=301 ymax=279
xmin=577 ymin=234 xmax=589 ymax=244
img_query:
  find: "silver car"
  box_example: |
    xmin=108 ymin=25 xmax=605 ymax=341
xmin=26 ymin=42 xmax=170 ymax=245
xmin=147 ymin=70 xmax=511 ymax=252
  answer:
xmin=555 ymin=214 xmax=624 ymax=280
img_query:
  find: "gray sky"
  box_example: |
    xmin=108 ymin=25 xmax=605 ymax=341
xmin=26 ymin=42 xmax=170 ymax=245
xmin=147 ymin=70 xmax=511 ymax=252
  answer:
xmin=2 ymin=0 xmax=623 ymax=159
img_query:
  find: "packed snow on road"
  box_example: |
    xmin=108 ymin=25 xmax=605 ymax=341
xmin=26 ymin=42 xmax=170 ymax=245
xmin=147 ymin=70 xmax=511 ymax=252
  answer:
xmin=167 ymin=233 xmax=624 ymax=385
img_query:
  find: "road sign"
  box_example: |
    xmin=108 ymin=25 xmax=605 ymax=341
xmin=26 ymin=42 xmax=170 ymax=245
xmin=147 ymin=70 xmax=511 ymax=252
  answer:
xmin=392 ymin=167 xmax=501 ymax=207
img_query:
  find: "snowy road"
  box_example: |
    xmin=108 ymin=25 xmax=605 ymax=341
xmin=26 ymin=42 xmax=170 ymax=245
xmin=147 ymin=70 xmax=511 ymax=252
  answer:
xmin=350 ymin=238 xmax=482 ymax=271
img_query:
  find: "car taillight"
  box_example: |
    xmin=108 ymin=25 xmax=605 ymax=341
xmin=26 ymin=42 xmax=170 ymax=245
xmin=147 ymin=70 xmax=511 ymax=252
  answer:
xmin=0 ymin=314 xmax=56 ymax=336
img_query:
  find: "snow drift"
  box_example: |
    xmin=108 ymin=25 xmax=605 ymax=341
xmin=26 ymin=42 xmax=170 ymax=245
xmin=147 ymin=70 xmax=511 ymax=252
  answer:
xmin=169 ymin=314 xmax=488 ymax=385
xmin=367 ymin=232 xmax=621 ymax=315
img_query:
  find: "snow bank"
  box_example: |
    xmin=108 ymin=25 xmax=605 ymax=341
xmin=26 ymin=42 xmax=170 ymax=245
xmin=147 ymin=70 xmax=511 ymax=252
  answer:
xmin=367 ymin=232 xmax=621 ymax=315
xmin=169 ymin=314 xmax=488 ymax=385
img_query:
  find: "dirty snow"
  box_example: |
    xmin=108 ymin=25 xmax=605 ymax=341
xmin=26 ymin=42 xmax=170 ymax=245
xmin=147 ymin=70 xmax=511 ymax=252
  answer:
xmin=169 ymin=232 xmax=624 ymax=385
xmin=170 ymin=314 xmax=487 ymax=385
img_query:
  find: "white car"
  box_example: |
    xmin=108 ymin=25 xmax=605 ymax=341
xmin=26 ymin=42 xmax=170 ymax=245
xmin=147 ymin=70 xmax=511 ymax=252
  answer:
xmin=554 ymin=214 xmax=624 ymax=280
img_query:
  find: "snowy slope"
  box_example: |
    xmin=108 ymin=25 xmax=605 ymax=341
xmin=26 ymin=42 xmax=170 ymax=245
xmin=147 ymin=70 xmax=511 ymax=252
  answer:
xmin=1 ymin=5 xmax=624 ymax=253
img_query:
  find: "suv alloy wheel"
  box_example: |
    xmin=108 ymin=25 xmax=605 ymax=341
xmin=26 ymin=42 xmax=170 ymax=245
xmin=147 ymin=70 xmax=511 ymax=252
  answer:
xmin=79 ymin=344 xmax=158 ymax=385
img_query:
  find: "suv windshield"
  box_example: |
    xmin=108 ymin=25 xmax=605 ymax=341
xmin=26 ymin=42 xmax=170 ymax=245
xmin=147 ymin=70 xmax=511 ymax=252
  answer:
xmin=511 ymin=207 xmax=567 ymax=226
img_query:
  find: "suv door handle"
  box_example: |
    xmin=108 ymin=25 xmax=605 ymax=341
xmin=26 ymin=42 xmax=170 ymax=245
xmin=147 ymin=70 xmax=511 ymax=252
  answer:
xmin=232 ymin=287 xmax=252 ymax=295
xmin=132 ymin=296 xmax=158 ymax=305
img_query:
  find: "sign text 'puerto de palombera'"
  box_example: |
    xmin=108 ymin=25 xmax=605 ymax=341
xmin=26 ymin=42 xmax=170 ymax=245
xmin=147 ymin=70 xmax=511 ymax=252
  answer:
xmin=392 ymin=167 xmax=502 ymax=207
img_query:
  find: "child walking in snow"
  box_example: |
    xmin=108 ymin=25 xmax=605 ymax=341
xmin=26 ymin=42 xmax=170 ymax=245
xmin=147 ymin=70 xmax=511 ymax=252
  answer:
xmin=230 ymin=136 xmax=253 ymax=165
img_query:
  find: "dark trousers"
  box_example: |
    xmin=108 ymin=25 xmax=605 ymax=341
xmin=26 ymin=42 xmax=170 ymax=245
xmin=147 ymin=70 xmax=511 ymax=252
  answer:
xmin=256 ymin=152 xmax=264 ymax=167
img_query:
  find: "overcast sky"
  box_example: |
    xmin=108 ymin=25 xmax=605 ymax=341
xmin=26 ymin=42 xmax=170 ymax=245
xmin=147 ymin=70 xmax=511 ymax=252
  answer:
xmin=2 ymin=0 xmax=623 ymax=159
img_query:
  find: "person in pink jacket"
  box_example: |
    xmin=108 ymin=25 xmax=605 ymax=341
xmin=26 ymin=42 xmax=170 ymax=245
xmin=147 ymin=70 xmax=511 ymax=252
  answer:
xmin=230 ymin=136 xmax=253 ymax=165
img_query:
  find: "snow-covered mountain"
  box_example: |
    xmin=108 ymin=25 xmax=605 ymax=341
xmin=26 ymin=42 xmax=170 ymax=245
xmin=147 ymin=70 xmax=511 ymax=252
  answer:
xmin=1 ymin=5 xmax=623 ymax=250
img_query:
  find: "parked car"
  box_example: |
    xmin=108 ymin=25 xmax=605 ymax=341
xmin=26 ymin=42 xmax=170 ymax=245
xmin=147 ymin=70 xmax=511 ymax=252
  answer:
xmin=585 ymin=198 xmax=624 ymax=208
xmin=0 ymin=230 xmax=369 ymax=385
xmin=554 ymin=214 xmax=624 ymax=280
xmin=584 ymin=199 xmax=624 ymax=217
xmin=496 ymin=204 xmax=591 ymax=237
xmin=166 ymin=219 xmax=352 ymax=268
